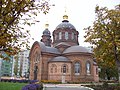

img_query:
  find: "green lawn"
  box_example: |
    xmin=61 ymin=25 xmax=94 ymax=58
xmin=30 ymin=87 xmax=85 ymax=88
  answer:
xmin=0 ymin=82 xmax=27 ymax=90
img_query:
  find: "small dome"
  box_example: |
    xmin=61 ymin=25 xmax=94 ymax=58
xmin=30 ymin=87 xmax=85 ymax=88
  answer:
xmin=56 ymin=20 xmax=76 ymax=30
xmin=49 ymin=56 xmax=71 ymax=62
xmin=63 ymin=46 xmax=92 ymax=54
xmin=43 ymin=29 xmax=50 ymax=36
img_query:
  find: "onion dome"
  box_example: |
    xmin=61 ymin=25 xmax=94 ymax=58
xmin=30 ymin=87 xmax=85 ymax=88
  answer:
xmin=43 ymin=23 xmax=50 ymax=36
xmin=55 ymin=15 xmax=76 ymax=30
xmin=41 ymin=23 xmax=52 ymax=46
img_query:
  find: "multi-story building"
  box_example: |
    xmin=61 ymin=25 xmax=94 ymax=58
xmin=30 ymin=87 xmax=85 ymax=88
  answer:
xmin=0 ymin=50 xmax=30 ymax=78
xmin=13 ymin=50 xmax=30 ymax=78
xmin=1 ymin=53 xmax=13 ymax=77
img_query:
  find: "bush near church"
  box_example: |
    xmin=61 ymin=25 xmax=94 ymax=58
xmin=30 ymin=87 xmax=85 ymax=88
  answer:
xmin=22 ymin=80 xmax=43 ymax=90
xmin=41 ymin=80 xmax=61 ymax=84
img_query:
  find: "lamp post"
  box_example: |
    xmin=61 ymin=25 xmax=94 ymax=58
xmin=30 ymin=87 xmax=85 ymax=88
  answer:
xmin=0 ymin=59 xmax=2 ymax=81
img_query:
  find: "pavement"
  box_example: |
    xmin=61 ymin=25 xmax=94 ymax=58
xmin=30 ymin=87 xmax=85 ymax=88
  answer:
xmin=43 ymin=84 xmax=94 ymax=90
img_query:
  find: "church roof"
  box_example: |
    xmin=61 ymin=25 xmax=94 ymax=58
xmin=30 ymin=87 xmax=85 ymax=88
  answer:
xmin=38 ymin=42 xmax=46 ymax=51
xmin=38 ymin=42 xmax=60 ymax=54
xmin=63 ymin=45 xmax=92 ymax=54
xmin=43 ymin=29 xmax=50 ymax=36
xmin=45 ymin=46 xmax=61 ymax=54
xmin=55 ymin=20 xmax=76 ymax=30
xmin=49 ymin=56 xmax=71 ymax=62
xmin=55 ymin=42 xmax=71 ymax=47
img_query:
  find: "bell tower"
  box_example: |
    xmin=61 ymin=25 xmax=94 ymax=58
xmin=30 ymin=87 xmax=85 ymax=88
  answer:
xmin=41 ymin=23 xmax=52 ymax=47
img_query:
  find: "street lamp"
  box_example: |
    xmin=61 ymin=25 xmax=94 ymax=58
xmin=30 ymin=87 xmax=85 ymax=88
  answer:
xmin=0 ymin=59 xmax=2 ymax=81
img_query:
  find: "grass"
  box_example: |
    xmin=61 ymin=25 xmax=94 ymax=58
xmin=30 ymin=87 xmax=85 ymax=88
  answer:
xmin=0 ymin=82 xmax=27 ymax=90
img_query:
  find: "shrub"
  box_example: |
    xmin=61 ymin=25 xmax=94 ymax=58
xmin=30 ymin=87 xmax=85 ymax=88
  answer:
xmin=41 ymin=80 xmax=61 ymax=84
xmin=22 ymin=80 xmax=43 ymax=90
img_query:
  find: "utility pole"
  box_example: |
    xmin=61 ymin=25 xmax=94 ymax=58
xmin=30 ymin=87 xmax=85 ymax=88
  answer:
xmin=0 ymin=59 xmax=2 ymax=82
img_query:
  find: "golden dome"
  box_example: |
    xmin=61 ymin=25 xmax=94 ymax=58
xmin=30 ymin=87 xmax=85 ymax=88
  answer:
xmin=45 ymin=23 xmax=49 ymax=29
xmin=63 ymin=15 xmax=68 ymax=20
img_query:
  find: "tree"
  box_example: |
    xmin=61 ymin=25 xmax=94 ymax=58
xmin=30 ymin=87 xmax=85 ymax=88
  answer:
xmin=14 ymin=55 xmax=19 ymax=76
xmin=84 ymin=4 xmax=120 ymax=82
xmin=0 ymin=0 xmax=50 ymax=59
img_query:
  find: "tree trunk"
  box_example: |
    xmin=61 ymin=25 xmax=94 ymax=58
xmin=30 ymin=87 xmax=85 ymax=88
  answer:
xmin=114 ymin=44 xmax=120 ymax=83
xmin=116 ymin=62 xmax=120 ymax=83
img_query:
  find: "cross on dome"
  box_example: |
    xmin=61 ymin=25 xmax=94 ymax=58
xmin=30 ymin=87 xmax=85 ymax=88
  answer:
xmin=63 ymin=6 xmax=68 ymax=20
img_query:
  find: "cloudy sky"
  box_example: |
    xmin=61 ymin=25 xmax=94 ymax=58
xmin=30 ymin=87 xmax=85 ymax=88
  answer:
xmin=29 ymin=0 xmax=120 ymax=47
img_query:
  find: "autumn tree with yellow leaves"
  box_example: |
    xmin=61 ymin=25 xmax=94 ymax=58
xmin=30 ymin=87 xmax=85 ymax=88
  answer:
xmin=0 ymin=0 xmax=50 ymax=59
xmin=84 ymin=4 xmax=120 ymax=81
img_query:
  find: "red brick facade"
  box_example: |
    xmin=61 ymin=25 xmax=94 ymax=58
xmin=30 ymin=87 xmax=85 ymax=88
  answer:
xmin=29 ymin=15 xmax=99 ymax=82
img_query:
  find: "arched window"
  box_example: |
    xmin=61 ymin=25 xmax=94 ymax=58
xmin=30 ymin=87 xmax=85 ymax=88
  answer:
xmin=34 ymin=52 xmax=39 ymax=63
xmin=72 ymin=32 xmax=74 ymax=40
xmin=74 ymin=62 xmax=80 ymax=75
xmin=50 ymin=64 xmax=57 ymax=73
xmin=61 ymin=64 xmax=68 ymax=74
xmin=59 ymin=32 xmax=62 ymax=39
xmin=86 ymin=61 xmax=91 ymax=75
xmin=65 ymin=32 xmax=68 ymax=40
xmin=51 ymin=68 xmax=53 ymax=73
xmin=55 ymin=34 xmax=57 ymax=40
xmin=96 ymin=67 xmax=98 ymax=75
xmin=75 ymin=34 xmax=77 ymax=40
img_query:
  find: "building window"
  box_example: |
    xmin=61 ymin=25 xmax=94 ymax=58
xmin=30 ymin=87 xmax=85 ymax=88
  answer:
xmin=96 ymin=67 xmax=98 ymax=75
xmin=59 ymin=32 xmax=62 ymax=40
xmin=51 ymin=68 xmax=53 ymax=73
xmin=65 ymin=32 xmax=68 ymax=40
xmin=34 ymin=52 xmax=40 ymax=63
xmin=61 ymin=64 xmax=68 ymax=74
xmin=50 ymin=64 xmax=57 ymax=73
xmin=74 ymin=62 xmax=80 ymax=75
xmin=76 ymin=35 xmax=77 ymax=40
xmin=72 ymin=32 xmax=74 ymax=40
xmin=86 ymin=61 xmax=91 ymax=75
xmin=55 ymin=34 xmax=57 ymax=40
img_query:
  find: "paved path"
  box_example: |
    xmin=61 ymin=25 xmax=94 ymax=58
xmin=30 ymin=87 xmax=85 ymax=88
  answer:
xmin=43 ymin=84 xmax=94 ymax=90
xmin=44 ymin=87 xmax=91 ymax=90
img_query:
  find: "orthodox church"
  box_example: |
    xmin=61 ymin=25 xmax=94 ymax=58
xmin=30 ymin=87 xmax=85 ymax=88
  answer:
xmin=29 ymin=14 xmax=99 ymax=82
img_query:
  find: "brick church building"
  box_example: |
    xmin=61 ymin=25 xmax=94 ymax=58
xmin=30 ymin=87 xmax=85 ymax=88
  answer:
xmin=29 ymin=14 xmax=99 ymax=82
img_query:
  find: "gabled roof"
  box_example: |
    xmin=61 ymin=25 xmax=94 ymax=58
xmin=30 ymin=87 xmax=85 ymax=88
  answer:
xmin=30 ymin=41 xmax=61 ymax=55
xmin=49 ymin=56 xmax=71 ymax=62
xmin=45 ymin=46 xmax=61 ymax=54
xmin=55 ymin=42 xmax=71 ymax=47
xmin=63 ymin=45 xmax=92 ymax=54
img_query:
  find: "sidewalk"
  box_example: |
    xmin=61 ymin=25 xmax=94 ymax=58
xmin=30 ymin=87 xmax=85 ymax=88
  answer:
xmin=43 ymin=83 xmax=102 ymax=87
xmin=43 ymin=84 xmax=94 ymax=90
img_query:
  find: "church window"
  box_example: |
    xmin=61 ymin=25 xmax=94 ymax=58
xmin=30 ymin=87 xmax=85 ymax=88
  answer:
xmin=50 ymin=64 xmax=57 ymax=73
xmin=76 ymin=35 xmax=77 ymax=40
xmin=59 ymin=32 xmax=62 ymax=39
xmin=61 ymin=64 xmax=68 ymax=74
xmin=86 ymin=61 xmax=91 ymax=75
xmin=96 ymin=67 xmax=98 ymax=75
xmin=63 ymin=65 xmax=66 ymax=73
xmin=55 ymin=34 xmax=57 ymax=40
xmin=51 ymin=68 xmax=53 ymax=73
xmin=34 ymin=52 xmax=39 ymax=63
xmin=74 ymin=62 xmax=80 ymax=75
xmin=72 ymin=32 xmax=74 ymax=40
xmin=65 ymin=32 xmax=68 ymax=40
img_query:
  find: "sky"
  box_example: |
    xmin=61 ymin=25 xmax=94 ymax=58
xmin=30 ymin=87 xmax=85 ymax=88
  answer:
xmin=29 ymin=0 xmax=120 ymax=48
